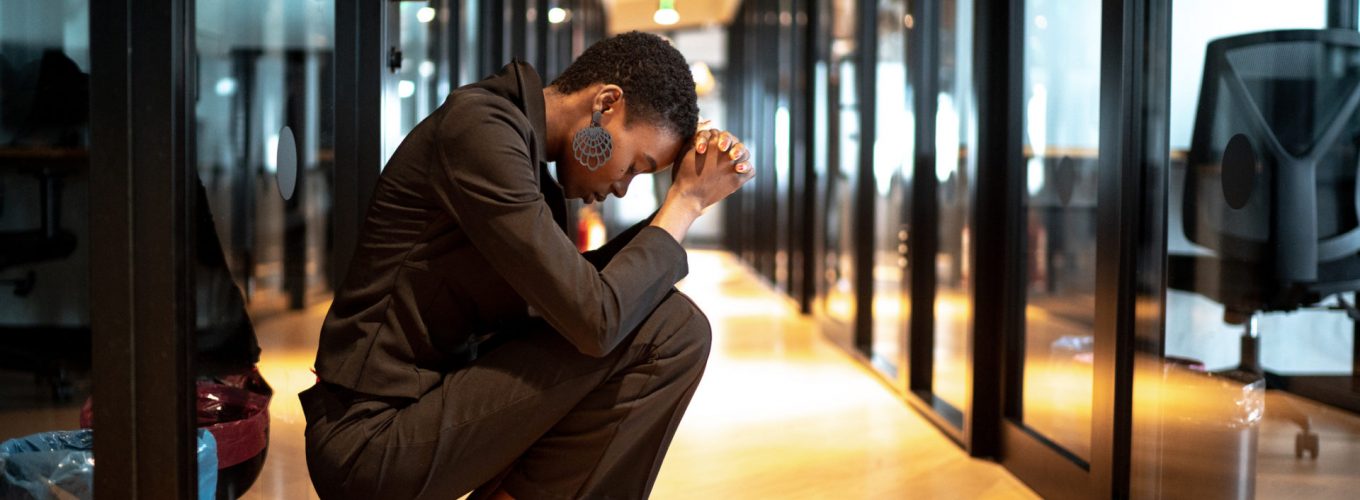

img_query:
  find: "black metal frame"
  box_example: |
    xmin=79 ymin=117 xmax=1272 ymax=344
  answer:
xmin=1331 ymin=0 xmax=1359 ymax=30
xmin=332 ymin=0 xmax=387 ymax=289
xmin=852 ymin=0 xmax=876 ymax=356
xmin=794 ymin=0 xmax=819 ymax=314
xmin=89 ymin=0 xmax=198 ymax=496
xmin=967 ymin=0 xmax=1020 ymax=460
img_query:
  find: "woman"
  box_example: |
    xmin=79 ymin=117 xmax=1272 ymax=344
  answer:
xmin=300 ymin=32 xmax=753 ymax=499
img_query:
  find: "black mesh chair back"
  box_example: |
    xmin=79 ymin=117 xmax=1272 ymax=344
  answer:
xmin=1184 ymin=29 xmax=1360 ymax=317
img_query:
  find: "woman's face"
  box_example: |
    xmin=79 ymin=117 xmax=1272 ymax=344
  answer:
xmin=556 ymin=109 xmax=684 ymax=204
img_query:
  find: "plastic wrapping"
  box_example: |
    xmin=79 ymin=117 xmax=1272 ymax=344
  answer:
xmin=196 ymin=371 xmax=272 ymax=470
xmin=0 ymin=430 xmax=93 ymax=499
xmin=79 ymin=370 xmax=271 ymax=468
xmin=0 ymin=429 xmax=217 ymax=500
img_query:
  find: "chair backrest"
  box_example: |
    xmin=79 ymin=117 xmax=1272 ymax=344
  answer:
xmin=1186 ymin=29 xmax=1360 ymax=294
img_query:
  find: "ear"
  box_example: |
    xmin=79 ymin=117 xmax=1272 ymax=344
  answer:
xmin=593 ymin=84 xmax=624 ymax=119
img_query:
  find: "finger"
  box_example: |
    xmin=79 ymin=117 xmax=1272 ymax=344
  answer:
xmin=694 ymin=129 xmax=714 ymax=154
xmin=734 ymin=162 xmax=752 ymax=175
xmin=728 ymin=143 xmax=747 ymax=162
xmin=718 ymin=131 xmax=734 ymax=152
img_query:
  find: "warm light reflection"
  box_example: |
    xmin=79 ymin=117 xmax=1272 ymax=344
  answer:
xmin=826 ymin=290 xmax=854 ymax=322
xmin=547 ymin=7 xmax=569 ymax=24
xmin=1022 ymin=357 xmax=1094 ymax=457
xmin=933 ymin=292 xmax=972 ymax=409
xmin=691 ymin=61 xmax=716 ymax=96
xmin=1132 ymin=357 xmax=1266 ymax=498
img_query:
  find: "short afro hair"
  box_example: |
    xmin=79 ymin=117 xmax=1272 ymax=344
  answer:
xmin=551 ymin=31 xmax=699 ymax=145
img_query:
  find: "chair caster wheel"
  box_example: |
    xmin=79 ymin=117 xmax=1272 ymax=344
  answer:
xmin=1296 ymin=431 xmax=1319 ymax=459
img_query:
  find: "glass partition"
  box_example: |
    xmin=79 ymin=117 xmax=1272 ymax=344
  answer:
xmin=823 ymin=0 xmax=861 ymax=343
xmin=0 ymin=1 xmax=94 ymax=467
xmin=194 ymin=0 xmax=335 ymax=496
xmin=870 ymin=0 xmax=913 ymax=382
xmin=931 ymin=0 xmax=974 ymax=419
xmin=1135 ymin=1 xmax=1360 ymax=497
xmin=812 ymin=0 xmax=833 ymax=321
xmin=458 ymin=0 xmax=482 ymax=85
xmin=1016 ymin=0 xmax=1101 ymax=462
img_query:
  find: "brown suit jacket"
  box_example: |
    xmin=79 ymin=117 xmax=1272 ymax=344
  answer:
xmin=314 ymin=62 xmax=689 ymax=400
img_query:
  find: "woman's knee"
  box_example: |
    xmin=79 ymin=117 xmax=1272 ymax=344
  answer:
xmin=656 ymin=291 xmax=712 ymax=364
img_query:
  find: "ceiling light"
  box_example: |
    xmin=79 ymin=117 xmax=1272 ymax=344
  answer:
xmin=548 ymin=7 xmax=569 ymax=24
xmin=654 ymin=0 xmax=679 ymax=25
xmin=214 ymin=77 xmax=237 ymax=96
xmin=416 ymin=6 xmax=436 ymax=23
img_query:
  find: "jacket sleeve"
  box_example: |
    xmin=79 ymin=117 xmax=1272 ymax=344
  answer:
xmin=431 ymin=95 xmax=688 ymax=357
xmin=581 ymin=212 xmax=658 ymax=271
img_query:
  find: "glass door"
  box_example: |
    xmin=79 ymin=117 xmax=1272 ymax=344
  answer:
xmin=924 ymin=0 xmax=974 ymax=429
xmin=995 ymin=0 xmax=1106 ymax=494
xmin=0 ymin=0 xmax=95 ymax=475
xmin=821 ymin=0 xmax=863 ymax=348
xmin=193 ymin=0 xmax=337 ymax=496
xmin=869 ymin=0 xmax=914 ymax=385
xmin=1010 ymin=0 xmax=1102 ymax=463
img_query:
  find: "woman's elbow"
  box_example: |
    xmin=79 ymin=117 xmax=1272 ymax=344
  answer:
xmin=560 ymin=321 xmax=617 ymax=358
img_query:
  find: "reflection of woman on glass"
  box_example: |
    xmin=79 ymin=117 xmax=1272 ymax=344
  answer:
xmin=300 ymin=32 xmax=753 ymax=499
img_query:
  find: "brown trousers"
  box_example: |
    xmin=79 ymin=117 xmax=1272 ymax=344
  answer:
xmin=301 ymin=291 xmax=711 ymax=500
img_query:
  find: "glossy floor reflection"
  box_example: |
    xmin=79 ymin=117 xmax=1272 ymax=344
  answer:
xmin=241 ymin=249 xmax=1038 ymax=498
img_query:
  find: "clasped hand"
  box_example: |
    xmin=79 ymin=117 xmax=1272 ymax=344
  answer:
xmin=667 ymin=128 xmax=754 ymax=211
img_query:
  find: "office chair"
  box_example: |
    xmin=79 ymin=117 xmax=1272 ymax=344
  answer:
xmin=1170 ymin=28 xmax=1360 ymax=460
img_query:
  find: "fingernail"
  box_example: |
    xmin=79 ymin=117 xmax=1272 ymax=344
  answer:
xmin=736 ymin=164 xmax=748 ymax=173
xmin=696 ymin=142 xmax=705 ymax=153
xmin=719 ymin=139 xmax=729 ymax=150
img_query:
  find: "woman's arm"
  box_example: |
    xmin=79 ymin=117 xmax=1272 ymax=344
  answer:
xmin=651 ymin=130 xmax=754 ymax=243
xmin=432 ymin=95 xmax=688 ymax=358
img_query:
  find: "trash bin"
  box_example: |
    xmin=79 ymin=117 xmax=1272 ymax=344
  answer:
xmin=77 ymin=368 xmax=272 ymax=499
xmin=1158 ymin=360 xmax=1265 ymax=500
xmin=0 ymin=428 xmax=217 ymax=500
xmin=197 ymin=369 xmax=272 ymax=498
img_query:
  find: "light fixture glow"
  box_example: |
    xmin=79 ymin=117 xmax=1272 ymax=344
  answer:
xmin=419 ymin=60 xmax=435 ymax=78
xmin=398 ymin=80 xmax=416 ymax=98
xmin=214 ymin=77 xmax=237 ymax=96
xmin=653 ymin=8 xmax=679 ymax=25
xmin=416 ymin=6 xmax=436 ymax=23
xmin=654 ymin=0 xmax=679 ymax=25
xmin=548 ymin=7 xmax=569 ymax=24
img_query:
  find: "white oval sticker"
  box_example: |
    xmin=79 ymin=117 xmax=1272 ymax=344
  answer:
xmin=277 ymin=126 xmax=298 ymax=201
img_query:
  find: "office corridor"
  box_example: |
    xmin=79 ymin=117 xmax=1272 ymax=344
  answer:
xmin=240 ymin=249 xmax=1037 ymax=499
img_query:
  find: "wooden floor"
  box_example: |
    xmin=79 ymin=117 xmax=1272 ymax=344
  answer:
xmin=0 ymin=250 xmax=1034 ymax=498
xmin=7 ymin=250 xmax=1360 ymax=497
xmin=237 ymin=249 xmax=1039 ymax=499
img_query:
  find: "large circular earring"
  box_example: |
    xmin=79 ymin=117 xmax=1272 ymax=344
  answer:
xmin=572 ymin=110 xmax=613 ymax=171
